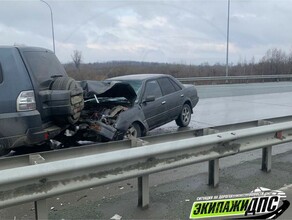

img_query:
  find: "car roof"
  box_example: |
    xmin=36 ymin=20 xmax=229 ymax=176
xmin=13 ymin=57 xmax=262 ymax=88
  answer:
xmin=108 ymin=74 xmax=168 ymax=81
xmin=0 ymin=45 xmax=53 ymax=53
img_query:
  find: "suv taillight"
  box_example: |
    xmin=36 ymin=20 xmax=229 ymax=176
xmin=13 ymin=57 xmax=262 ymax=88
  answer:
xmin=17 ymin=90 xmax=36 ymax=111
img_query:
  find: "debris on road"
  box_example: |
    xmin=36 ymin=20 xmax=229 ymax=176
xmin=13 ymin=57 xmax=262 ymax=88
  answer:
xmin=110 ymin=214 xmax=122 ymax=220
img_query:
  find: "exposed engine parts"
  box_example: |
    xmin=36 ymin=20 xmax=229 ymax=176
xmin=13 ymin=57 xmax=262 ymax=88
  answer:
xmin=53 ymin=80 xmax=138 ymax=146
xmin=56 ymin=103 xmax=129 ymax=146
xmin=89 ymin=105 xmax=128 ymax=126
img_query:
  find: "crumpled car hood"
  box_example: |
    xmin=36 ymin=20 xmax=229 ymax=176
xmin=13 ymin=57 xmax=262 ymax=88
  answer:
xmin=79 ymin=80 xmax=137 ymax=104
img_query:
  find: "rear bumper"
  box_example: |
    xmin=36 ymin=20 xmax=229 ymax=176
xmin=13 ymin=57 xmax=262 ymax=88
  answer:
xmin=0 ymin=111 xmax=60 ymax=150
xmin=193 ymin=96 xmax=199 ymax=107
xmin=190 ymin=96 xmax=199 ymax=110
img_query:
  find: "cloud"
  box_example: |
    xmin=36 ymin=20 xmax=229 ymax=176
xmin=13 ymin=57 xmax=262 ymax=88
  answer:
xmin=0 ymin=0 xmax=292 ymax=64
xmin=118 ymin=15 xmax=168 ymax=29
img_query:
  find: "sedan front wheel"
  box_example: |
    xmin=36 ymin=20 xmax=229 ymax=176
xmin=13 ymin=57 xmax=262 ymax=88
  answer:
xmin=125 ymin=123 xmax=141 ymax=139
xmin=176 ymin=104 xmax=191 ymax=127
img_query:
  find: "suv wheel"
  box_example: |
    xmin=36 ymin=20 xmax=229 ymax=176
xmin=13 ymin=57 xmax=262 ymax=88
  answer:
xmin=51 ymin=77 xmax=84 ymax=124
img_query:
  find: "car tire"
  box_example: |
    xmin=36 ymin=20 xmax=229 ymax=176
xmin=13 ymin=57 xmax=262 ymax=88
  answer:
xmin=51 ymin=77 xmax=84 ymax=124
xmin=0 ymin=140 xmax=12 ymax=156
xmin=125 ymin=123 xmax=141 ymax=139
xmin=176 ymin=104 xmax=191 ymax=127
xmin=0 ymin=148 xmax=10 ymax=156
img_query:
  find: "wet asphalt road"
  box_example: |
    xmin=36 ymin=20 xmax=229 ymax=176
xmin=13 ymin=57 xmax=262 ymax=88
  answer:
xmin=151 ymin=84 xmax=292 ymax=135
xmin=1 ymin=82 xmax=292 ymax=219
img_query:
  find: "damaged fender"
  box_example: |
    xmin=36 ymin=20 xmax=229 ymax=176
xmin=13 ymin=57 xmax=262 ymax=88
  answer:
xmin=114 ymin=106 xmax=148 ymax=135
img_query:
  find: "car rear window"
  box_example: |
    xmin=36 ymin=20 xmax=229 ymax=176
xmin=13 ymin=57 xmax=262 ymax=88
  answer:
xmin=158 ymin=78 xmax=177 ymax=95
xmin=22 ymin=51 xmax=67 ymax=86
xmin=169 ymin=78 xmax=182 ymax=91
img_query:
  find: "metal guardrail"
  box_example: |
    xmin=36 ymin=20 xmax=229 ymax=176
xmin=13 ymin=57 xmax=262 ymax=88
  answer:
xmin=1 ymin=115 xmax=292 ymax=171
xmin=0 ymin=116 xmax=292 ymax=219
xmin=177 ymin=74 xmax=292 ymax=83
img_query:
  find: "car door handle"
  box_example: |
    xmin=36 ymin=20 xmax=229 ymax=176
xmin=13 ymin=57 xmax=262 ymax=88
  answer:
xmin=181 ymin=94 xmax=184 ymax=97
xmin=161 ymin=101 xmax=166 ymax=105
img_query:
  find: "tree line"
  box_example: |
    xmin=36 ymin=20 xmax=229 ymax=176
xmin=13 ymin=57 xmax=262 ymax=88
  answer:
xmin=65 ymin=48 xmax=292 ymax=81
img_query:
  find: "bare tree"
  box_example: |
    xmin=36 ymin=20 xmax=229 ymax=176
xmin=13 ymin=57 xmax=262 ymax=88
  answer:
xmin=71 ymin=50 xmax=82 ymax=70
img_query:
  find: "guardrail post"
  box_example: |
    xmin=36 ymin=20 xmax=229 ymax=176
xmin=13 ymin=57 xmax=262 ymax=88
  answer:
xmin=262 ymin=146 xmax=272 ymax=172
xmin=257 ymin=120 xmax=273 ymax=173
xmin=138 ymin=175 xmax=149 ymax=209
xmin=204 ymin=128 xmax=220 ymax=187
xmin=29 ymin=154 xmax=48 ymax=220
xmin=35 ymin=199 xmax=48 ymax=220
xmin=131 ymin=138 xmax=150 ymax=209
xmin=208 ymin=159 xmax=219 ymax=187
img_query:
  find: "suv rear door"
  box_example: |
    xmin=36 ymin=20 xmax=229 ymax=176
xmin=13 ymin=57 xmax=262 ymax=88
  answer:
xmin=18 ymin=47 xmax=68 ymax=122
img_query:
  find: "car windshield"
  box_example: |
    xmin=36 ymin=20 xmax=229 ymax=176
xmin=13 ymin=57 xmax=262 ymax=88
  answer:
xmin=122 ymin=80 xmax=142 ymax=96
xmin=108 ymin=79 xmax=142 ymax=99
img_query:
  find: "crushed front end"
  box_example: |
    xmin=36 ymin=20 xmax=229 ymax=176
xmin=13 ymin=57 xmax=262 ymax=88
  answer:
xmin=55 ymin=80 xmax=137 ymax=146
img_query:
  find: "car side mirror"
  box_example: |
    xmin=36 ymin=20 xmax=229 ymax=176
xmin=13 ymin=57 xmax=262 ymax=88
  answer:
xmin=143 ymin=95 xmax=155 ymax=103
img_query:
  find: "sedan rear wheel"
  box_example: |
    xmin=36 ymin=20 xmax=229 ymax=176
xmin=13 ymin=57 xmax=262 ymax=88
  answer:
xmin=176 ymin=104 xmax=191 ymax=127
xmin=125 ymin=123 xmax=141 ymax=139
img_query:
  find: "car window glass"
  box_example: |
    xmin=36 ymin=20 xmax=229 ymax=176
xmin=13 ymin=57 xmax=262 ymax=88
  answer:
xmin=23 ymin=51 xmax=67 ymax=87
xmin=0 ymin=62 xmax=3 ymax=83
xmin=143 ymin=80 xmax=162 ymax=99
xmin=122 ymin=80 xmax=142 ymax=97
xmin=158 ymin=78 xmax=177 ymax=95
xmin=170 ymin=78 xmax=182 ymax=91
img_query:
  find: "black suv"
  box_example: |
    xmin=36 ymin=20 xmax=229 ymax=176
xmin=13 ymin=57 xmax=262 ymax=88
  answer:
xmin=0 ymin=46 xmax=84 ymax=155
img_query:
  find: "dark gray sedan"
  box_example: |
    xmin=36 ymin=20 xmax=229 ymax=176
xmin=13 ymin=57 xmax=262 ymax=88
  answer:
xmin=73 ymin=74 xmax=199 ymax=142
xmin=108 ymin=74 xmax=199 ymax=138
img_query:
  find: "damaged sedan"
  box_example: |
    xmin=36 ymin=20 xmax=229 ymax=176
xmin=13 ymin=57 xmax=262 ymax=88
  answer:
xmin=57 ymin=74 xmax=199 ymax=145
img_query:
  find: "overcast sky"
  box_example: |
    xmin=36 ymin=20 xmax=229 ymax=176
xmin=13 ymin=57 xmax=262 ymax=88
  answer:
xmin=0 ymin=0 xmax=291 ymax=64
